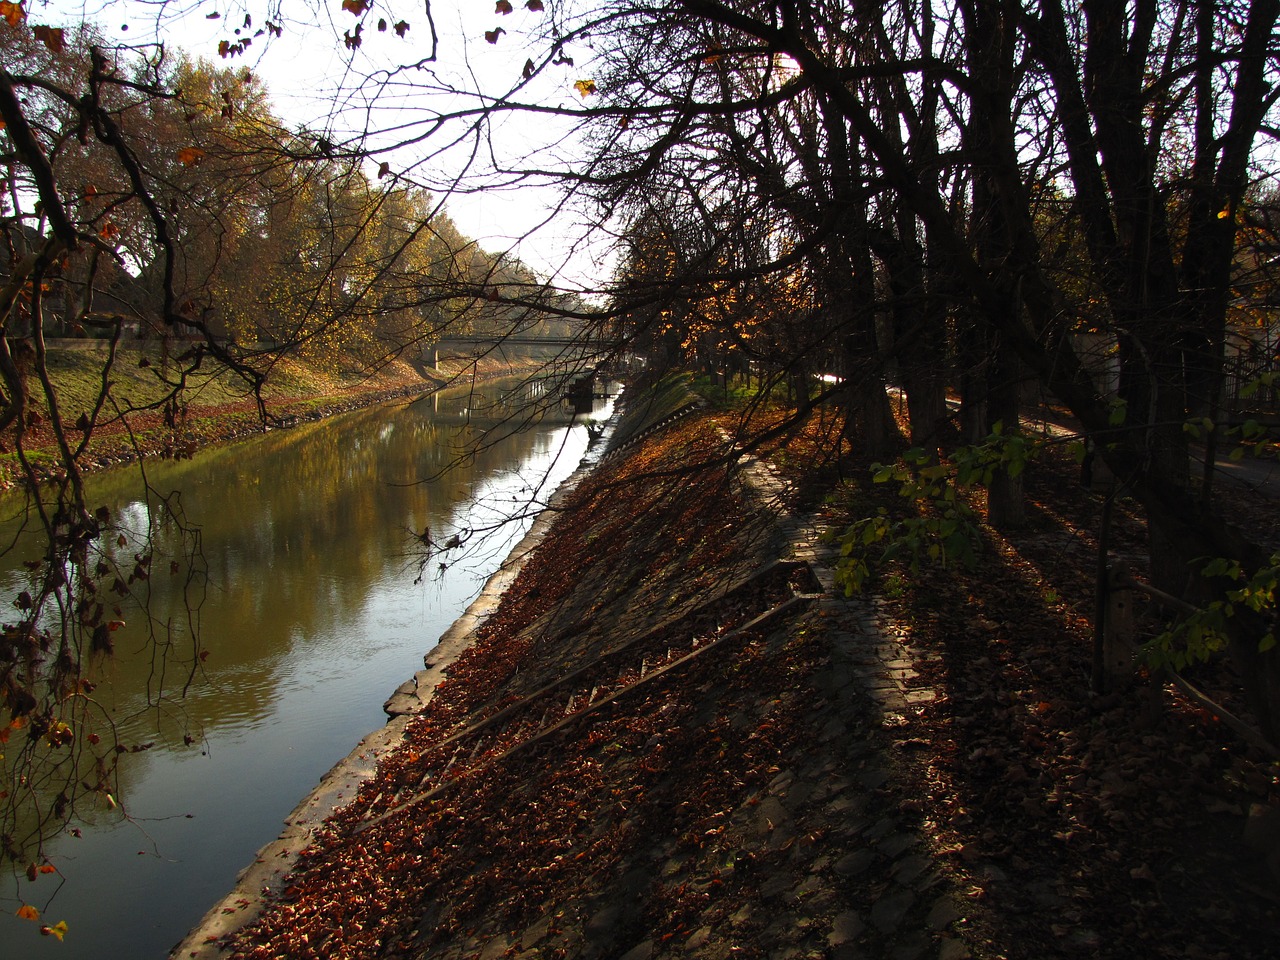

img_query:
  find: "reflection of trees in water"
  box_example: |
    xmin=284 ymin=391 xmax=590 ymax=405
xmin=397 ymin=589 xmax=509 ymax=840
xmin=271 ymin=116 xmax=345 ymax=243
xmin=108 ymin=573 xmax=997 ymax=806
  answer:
xmin=0 ymin=384 xmax=580 ymax=862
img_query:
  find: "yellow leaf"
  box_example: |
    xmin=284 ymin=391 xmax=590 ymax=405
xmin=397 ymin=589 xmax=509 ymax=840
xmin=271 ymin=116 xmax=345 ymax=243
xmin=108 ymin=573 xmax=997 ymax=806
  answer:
xmin=573 ymin=79 xmax=597 ymax=98
xmin=41 ymin=921 xmax=67 ymax=940
xmin=1217 ymin=207 xmax=1231 ymax=219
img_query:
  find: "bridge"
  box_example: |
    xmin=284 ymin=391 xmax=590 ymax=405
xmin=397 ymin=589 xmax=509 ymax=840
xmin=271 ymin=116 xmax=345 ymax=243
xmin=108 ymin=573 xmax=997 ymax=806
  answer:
xmin=424 ymin=335 xmax=617 ymax=368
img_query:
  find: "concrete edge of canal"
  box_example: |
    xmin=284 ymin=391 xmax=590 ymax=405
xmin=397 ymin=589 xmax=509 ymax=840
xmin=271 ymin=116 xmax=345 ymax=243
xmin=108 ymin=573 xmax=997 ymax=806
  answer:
xmin=169 ymin=410 xmax=619 ymax=960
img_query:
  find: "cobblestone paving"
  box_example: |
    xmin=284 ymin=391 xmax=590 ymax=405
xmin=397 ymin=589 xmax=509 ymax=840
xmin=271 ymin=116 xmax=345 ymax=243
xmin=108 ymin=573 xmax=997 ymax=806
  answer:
xmin=404 ymin=448 xmax=971 ymax=960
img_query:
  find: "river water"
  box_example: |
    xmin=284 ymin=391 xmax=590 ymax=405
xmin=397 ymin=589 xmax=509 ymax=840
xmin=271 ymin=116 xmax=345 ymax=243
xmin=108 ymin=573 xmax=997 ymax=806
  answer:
xmin=0 ymin=377 xmax=609 ymax=959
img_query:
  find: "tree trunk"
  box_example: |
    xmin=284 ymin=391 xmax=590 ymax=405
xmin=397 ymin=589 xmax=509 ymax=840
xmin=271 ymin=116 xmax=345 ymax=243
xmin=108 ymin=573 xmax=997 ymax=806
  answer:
xmin=986 ymin=335 xmax=1026 ymax=531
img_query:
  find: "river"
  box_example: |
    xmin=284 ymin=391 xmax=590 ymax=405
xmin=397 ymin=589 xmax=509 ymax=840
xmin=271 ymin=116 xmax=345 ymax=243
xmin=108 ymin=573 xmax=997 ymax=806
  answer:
xmin=0 ymin=376 xmax=611 ymax=959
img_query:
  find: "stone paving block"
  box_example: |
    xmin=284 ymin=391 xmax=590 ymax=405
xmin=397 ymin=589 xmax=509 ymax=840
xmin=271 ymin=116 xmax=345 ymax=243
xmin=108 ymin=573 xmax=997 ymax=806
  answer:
xmin=877 ymin=831 xmax=918 ymax=860
xmin=759 ymin=872 xmax=793 ymax=899
xmin=828 ymin=909 xmax=866 ymax=946
xmin=756 ymin=794 xmax=791 ymax=833
xmin=926 ymin=896 xmax=962 ymax=932
xmin=768 ymin=769 xmax=797 ymax=794
xmin=833 ymin=848 xmax=875 ymax=877
xmin=892 ymin=853 xmax=934 ymax=886
xmin=937 ymin=937 xmax=973 ymax=960
xmin=618 ymin=940 xmax=654 ymax=960
xmin=685 ymin=925 xmax=713 ymax=950
xmin=891 ymin=929 xmax=932 ymax=960
xmin=871 ymin=690 xmax=909 ymax=711
xmin=857 ymin=766 xmax=893 ymax=790
xmin=869 ymin=888 xmax=916 ymax=933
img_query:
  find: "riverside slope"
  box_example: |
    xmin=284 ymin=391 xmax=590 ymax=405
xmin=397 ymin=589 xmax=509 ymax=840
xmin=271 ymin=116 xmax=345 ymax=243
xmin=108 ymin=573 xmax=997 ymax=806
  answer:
xmin=176 ymin=393 xmax=1280 ymax=960
xmin=177 ymin=404 xmax=978 ymax=960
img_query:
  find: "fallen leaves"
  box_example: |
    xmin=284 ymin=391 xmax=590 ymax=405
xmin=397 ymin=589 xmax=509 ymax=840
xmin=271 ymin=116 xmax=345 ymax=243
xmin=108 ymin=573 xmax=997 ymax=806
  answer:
xmin=224 ymin=416 xmax=804 ymax=958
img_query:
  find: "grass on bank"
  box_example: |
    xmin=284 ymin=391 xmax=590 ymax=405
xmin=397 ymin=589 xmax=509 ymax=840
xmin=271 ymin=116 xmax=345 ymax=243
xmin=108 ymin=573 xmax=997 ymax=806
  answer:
xmin=0 ymin=344 xmax=437 ymax=486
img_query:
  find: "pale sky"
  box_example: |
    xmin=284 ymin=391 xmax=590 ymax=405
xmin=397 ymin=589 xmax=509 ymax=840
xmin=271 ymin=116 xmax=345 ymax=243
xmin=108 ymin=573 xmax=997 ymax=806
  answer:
xmin=25 ymin=0 xmax=612 ymax=287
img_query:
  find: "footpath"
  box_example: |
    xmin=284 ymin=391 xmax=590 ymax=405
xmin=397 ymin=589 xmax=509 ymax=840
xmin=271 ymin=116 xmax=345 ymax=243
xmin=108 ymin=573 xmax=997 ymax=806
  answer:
xmin=174 ymin=385 xmax=1280 ymax=960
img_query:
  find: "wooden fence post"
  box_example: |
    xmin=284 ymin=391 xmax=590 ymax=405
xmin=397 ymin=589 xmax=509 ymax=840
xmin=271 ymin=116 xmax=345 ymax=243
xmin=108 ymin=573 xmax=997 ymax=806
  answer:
xmin=1094 ymin=559 xmax=1136 ymax=693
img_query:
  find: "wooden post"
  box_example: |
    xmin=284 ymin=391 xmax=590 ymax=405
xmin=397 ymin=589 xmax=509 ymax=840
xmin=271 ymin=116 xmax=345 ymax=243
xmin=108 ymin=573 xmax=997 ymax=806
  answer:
xmin=1094 ymin=559 xmax=1136 ymax=693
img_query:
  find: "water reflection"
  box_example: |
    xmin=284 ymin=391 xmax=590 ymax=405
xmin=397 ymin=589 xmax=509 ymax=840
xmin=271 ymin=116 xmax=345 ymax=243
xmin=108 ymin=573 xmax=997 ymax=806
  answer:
xmin=0 ymin=377 xmax=609 ymax=960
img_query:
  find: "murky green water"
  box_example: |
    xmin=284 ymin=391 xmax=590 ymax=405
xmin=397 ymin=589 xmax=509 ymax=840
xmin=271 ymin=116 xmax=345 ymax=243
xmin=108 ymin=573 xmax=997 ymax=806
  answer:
xmin=0 ymin=377 xmax=608 ymax=959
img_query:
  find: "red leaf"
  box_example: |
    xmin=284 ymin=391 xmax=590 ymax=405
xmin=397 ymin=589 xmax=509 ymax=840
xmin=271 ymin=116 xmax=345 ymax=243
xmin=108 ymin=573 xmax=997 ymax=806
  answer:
xmin=526 ymin=0 xmax=545 ymax=9
xmin=394 ymin=20 xmax=410 ymax=37
xmin=485 ymin=27 xmax=505 ymax=43
xmin=496 ymin=0 xmax=513 ymax=13
xmin=378 ymin=161 xmax=391 ymax=179
xmin=341 ymin=0 xmax=370 ymax=15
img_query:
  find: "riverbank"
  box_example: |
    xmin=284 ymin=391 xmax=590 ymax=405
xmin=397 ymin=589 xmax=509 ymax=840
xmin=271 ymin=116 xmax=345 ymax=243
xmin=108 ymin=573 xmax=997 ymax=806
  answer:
xmin=0 ymin=349 xmax=548 ymax=489
xmin=170 ymin=393 xmax=615 ymax=959
xmin=171 ymin=386 xmax=1278 ymax=960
